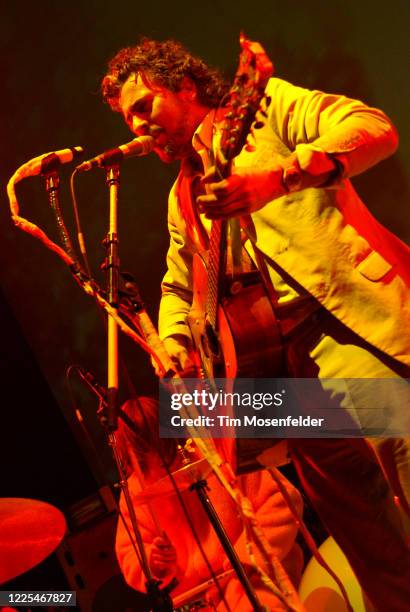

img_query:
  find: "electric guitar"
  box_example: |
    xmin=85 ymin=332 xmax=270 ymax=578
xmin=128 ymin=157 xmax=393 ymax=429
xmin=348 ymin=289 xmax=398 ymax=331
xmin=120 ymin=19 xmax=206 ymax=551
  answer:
xmin=187 ymin=35 xmax=282 ymax=380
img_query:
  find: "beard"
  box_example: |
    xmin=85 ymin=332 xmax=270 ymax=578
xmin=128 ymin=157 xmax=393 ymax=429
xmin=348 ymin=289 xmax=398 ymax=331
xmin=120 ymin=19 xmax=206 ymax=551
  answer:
xmin=159 ymin=101 xmax=196 ymax=162
xmin=162 ymin=131 xmax=192 ymax=161
xmin=163 ymin=141 xmax=192 ymax=161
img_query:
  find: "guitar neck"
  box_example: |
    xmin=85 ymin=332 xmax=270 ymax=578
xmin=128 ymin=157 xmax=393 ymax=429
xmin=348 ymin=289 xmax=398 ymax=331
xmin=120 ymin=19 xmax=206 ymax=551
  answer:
xmin=206 ymin=218 xmax=228 ymax=329
xmin=203 ymin=35 xmax=273 ymax=333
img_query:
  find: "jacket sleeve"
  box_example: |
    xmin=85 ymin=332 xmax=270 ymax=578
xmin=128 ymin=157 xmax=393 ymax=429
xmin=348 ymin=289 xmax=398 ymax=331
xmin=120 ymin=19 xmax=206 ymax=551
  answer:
xmin=158 ymin=179 xmax=194 ymax=341
xmin=116 ymin=473 xmax=182 ymax=591
xmin=266 ymin=77 xmax=398 ymax=181
xmin=234 ymin=469 xmax=303 ymax=562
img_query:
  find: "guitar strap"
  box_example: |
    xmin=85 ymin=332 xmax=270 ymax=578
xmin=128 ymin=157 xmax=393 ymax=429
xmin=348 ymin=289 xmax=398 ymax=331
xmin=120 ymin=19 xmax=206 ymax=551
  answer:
xmin=228 ymin=218 xmax=244 ymax=273
xmin=240 ymin=215 xmax=323 ymax=352
xmin=253 ymin=246 xmax=281 ymax=307
xmin=240 ymin=214 xmax=280 ymax=307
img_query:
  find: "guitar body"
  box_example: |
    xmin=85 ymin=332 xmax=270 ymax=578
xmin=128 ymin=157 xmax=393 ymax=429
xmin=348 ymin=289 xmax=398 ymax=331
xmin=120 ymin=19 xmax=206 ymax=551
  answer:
xmin=187 ymin=253 xmax=282 ymax=379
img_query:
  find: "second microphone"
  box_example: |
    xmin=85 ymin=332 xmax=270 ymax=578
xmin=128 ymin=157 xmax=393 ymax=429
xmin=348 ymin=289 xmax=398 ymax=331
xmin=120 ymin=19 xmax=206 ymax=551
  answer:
xmin=77 ymin=135 xmax=154 ymax=172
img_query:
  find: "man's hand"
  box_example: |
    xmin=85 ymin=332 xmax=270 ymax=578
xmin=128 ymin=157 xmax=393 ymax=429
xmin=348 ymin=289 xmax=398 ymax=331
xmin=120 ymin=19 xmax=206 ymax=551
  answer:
xmin=150 ymin=532 xmax=177 ymax=579
xmin=197 ymin=163 xmax=287 ymax=219
xmin=162 ymin=335 xmax=197 ymax=377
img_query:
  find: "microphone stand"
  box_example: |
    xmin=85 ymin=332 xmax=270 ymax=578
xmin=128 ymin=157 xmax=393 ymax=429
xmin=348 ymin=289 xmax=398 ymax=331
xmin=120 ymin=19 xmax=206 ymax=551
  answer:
xmin=100 ymin=165 xmax=174 ymax=611
xmin=103 ymin=165 xmax=120 ymax=432
xmin=189 ymin=479 xmax=264 ymax=611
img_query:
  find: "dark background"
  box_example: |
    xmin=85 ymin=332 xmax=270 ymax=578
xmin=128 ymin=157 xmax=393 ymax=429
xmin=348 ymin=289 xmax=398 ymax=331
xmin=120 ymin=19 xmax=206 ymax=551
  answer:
xmin=1 ymin=0 xmax=409 ymax=593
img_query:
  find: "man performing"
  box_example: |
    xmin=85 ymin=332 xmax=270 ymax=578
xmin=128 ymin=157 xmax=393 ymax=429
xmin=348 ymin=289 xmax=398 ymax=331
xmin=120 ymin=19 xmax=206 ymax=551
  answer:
xmin=101 ymin=38 xmax=410 ymax=609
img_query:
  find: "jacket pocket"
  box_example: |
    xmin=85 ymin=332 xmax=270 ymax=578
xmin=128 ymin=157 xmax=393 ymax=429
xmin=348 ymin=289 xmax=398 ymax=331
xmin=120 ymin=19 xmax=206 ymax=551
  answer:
xmin=356 ymin=250 xmax=392 ymax=281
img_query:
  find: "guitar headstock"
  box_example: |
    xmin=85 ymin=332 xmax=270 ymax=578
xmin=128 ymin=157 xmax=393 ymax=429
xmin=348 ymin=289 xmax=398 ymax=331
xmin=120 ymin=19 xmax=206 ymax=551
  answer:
xmin=219 ymin=34 xmax=273 ymax=161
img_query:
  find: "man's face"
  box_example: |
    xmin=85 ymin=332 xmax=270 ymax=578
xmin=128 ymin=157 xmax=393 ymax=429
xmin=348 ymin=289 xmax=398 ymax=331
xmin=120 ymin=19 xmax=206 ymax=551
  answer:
xmin=119 ymin=73 xmax=198 ymax=162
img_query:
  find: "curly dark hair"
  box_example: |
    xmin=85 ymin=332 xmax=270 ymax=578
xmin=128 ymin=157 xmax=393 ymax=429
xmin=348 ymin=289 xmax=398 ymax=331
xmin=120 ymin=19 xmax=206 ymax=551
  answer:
xmin=102 ymin=38 xmax=229 ymax=111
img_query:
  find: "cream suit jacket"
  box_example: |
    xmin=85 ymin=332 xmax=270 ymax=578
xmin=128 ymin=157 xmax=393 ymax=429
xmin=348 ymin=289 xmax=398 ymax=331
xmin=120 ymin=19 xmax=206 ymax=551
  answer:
xmin=159 ymin=78 xmax=410 ymax=367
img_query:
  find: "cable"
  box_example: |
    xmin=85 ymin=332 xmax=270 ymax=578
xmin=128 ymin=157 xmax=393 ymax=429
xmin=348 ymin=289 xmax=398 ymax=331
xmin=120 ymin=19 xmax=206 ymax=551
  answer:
xmin=69 ymin=167 xmax=93 ymax=279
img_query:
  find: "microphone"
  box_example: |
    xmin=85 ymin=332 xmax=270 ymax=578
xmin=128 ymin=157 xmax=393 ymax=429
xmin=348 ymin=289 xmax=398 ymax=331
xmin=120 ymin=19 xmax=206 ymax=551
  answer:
xmin=13 ymin=147 xmax=84 ymax=182
xmin=76 ymin=135 xmax=154 ymax=172
xmin=76 ymin=366 xmax=108 ymax=403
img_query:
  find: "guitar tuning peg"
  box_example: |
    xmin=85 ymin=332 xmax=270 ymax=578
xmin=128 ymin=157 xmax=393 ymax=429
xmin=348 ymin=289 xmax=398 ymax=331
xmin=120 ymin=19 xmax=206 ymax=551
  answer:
xmin=245 ymin=128 xmax=256 ymax=152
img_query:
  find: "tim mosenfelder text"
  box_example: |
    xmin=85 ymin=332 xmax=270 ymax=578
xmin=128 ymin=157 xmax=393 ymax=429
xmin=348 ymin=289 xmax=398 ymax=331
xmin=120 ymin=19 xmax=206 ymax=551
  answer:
xmin=168 ymin=389 xmax=325 ymax=428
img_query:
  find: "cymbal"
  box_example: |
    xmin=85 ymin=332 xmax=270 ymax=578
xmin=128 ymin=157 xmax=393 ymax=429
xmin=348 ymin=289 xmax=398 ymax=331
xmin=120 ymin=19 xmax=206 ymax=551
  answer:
xmin=135 ymin=458 xmax=212 ymax=503
xmin=0 ymin=498 xmax=67 ymax=585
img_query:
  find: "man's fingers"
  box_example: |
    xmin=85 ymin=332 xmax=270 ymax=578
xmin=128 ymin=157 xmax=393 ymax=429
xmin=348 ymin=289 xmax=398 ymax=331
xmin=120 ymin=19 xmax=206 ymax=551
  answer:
xmin=199 ymin=191 xmax=250 ymax=218
xmin=197 ymin=176 xmax=243 ymax=213
xmin=197 ymin=193 xmax=218 ymax=206
xmin=209 ymin=179 xmax=230 ymax=194
xmin=152 ymin=535 xmax=169 ymax=547
xmin=162 ymin=335 xmax=197 ymax=375
xmin=151 ymin=534 xmax=177 ymax=564
xmin=169 ymin=348 xmax=197 ymax=376
xmin=203 ymin=175 xmax=241 ymax=195
xmin=200 ymin=165 xmax=218 ymax=183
